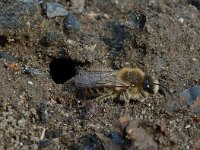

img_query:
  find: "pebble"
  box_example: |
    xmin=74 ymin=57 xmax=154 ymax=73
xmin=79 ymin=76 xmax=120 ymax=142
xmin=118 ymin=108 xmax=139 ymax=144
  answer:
xmin=28 ymin=81 xmax=33 ymax=85
xmin=46 ymin=2 xmax=68 ymax=18
xmin=180 ymin=86 xmax=200 ymax=106
xmin=0 ymin=52 xmax=17 ymax=62
xmin=178 ymin=17 xmax=184 ymax=24
xmin=103 ymin=13 xmax=109 ymax=19
xmin=109 ymin=131 xmax=122 ymax=144
xmin=184 ymin=124 xmax=191 ymax=129
xmin=192 ymin=58 xmax=197 ymax=61
xmin=183 ymin=145 xmax=190 ymax=150
xmin=147 ymin=103 xmax=151 ymax=107
xmin=127 ymin=11 xmax=146 ymax=29
xmin=37 ymin=102 xmax=49 ymax=123
xmin=45 ymin=130 xmax=62 ymax=139
xmin=17 ymin=0 xmax=34 ymax=3
xmin=23 ymin=67 xmax=42 ymax=76
xmin=40 ymin=32 xmax=62 ymax=47
xmin=38 ymin=139 xmax=52 ymax=148
xmin=17 ymin=118 xmax=26 ymax=127
xmin=63 ymin=12 xmax=80 ymax=31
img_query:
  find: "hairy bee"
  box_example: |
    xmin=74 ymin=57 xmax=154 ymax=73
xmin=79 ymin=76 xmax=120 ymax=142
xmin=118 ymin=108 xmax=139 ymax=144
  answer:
xmin=69 ymin=67 xmax=159 ymax=103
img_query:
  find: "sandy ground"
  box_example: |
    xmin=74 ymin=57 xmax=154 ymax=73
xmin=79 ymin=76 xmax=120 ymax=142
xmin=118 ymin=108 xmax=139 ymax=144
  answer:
xmin=0 ymin=0 xmax=199 ymax=149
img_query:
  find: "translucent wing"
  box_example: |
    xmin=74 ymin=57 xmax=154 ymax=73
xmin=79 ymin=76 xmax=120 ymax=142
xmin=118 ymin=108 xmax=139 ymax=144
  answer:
xmin=73 ymin=71 xmax=128 ymax=88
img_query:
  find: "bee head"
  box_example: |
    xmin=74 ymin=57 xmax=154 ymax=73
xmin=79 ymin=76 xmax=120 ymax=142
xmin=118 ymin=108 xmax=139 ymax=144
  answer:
xmin=143 ymin=75 xmax=159 ymax=95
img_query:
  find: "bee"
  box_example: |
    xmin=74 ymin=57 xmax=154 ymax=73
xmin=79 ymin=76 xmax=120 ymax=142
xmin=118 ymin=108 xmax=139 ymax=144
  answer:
xmin=68 ymin=67 xmax=160 ymax=104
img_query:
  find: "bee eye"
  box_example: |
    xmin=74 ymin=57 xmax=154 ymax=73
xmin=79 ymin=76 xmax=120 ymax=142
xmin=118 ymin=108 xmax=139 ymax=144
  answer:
xmin=143 ymin=76 xmax=154 ymax=94
xmin=146 ymin=84 xmax=150 ymax=89
xmin=144 ymin=80 xmax=151 ymax=90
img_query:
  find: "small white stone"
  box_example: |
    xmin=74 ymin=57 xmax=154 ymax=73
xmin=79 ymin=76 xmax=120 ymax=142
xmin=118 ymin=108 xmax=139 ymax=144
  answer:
xmin=18 ymin=118 xmax=26 ymax=127
xmin=161 ymin=66 xmax=166 ymax=70
xmin=147 ymin=103 xmax=151 ymax=107
xmin=28 ymin=81 xmax=33 ymax=85
xmin=103 ymin=14 xmax=109 ymax=19
xmin=184 ymin=145 xmax=190 ymax=150
xmin=185 ymin=124 xmax=191 ymax=129
xmin=192 ymin=58 xmax=197 ymax=61
xmin=20 ymin=142 xmax=23 ymax=147
xmin=67 ymin=39 xmax=76 ymax=45
xmin=178 ymin=17 xmax=184 ymax=23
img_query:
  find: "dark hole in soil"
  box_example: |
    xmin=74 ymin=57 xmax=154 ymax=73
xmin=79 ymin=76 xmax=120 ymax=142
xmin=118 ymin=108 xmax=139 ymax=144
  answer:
xmin=49 ymin=58 xmax=77 ymax=84
xmin=0 ymin=35 xmax=8 ymax=47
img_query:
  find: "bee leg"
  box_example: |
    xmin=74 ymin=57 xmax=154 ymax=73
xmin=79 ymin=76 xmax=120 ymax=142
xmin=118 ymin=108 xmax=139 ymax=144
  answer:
xmin=139 ymin=91 xmax=146 ymax=102
xmin=95 ymin=88 xmax=102 ymax=95
xmin=94 ymin=92 xmax=113 ymax=104
xmin=120 ymin=92 xmax=130 ymax=111
xmin=125 ymin=92 xmax=130 ymax=103
xmin=111 ymin=90 xmax=120 ymax=99
xmin=118 ymin=91 xmax=129 ymax=105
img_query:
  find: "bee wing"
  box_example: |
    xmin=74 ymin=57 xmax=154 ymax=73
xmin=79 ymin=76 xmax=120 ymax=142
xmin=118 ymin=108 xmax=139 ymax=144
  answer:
xmin=73 ymin=71 xmax=127 ymax=88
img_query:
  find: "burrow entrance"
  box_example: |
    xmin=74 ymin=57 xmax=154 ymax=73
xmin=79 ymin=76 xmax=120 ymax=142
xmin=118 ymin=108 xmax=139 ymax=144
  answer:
xmin=49 ymin=58 xmax=77 ymax=84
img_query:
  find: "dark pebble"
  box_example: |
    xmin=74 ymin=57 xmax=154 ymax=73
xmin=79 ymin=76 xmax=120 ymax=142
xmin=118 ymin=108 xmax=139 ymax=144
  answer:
xmin=23 ymin=67 xmax=42 ymax=76
xmin=38 ymin=139 xmax=52 ymax=148
xmin=45 ymin=130 xmax=62 ymax=139
xmin=0 ymin=51 xmax=17 ymax=62
xmin=127 ymin=11 xmax=146 ymax=29
xmin=40 ymin=32 xmax=62 ymax=47
xmin=63 ymin=12 xmax=80 ymax=31
xmin=37 ymin=102 xmax=49 ymax=123
xmin=180 ymin=86 xmax=200 ymax=106
xmin=109 ymin=131 xmax=122 ymax=144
